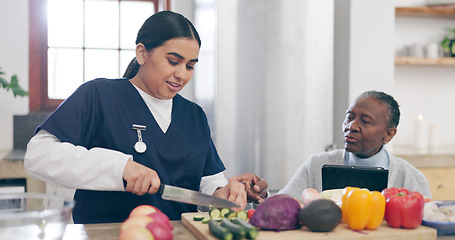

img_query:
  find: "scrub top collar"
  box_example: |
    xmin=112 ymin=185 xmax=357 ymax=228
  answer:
xmin=132 ymin=84 xmax=172 ymax=133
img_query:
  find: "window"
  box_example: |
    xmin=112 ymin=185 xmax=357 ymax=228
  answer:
xmin=29 ymin=0 xmax=169 ymax=112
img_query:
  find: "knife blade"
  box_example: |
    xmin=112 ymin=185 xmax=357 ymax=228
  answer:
xmin=158 ymin=184 xmax=240 ymax=209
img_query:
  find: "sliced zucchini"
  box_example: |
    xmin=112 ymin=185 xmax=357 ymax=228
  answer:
xmin=220 ymin=208 xmax=230 ymax=217
xmin=225 ymin=210 xmax=237 ymax=219
xmin=236 ymin=210 xmax=248 ymax=221
xmin=210 ymin=208 xmax=222 ymax=218
xmin=208 ymin=220 xmax=233 ymax=240
xmin=193 ymin=215 xmax=205 ymax=221
xmin=202 ymin=217 xmax=212 ymax=224
xmin=220 ymin=218 xmax=246 ymax=240
xmin=212 ymin=217 xmax=223 ymax=222
xmin=231 ymin=217 xmax=259 ymax=239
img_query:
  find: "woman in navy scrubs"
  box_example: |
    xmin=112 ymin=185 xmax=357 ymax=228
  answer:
xmin=24 ymin=11 xmax=267 ymax=224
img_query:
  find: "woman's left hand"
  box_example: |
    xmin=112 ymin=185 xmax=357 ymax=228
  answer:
xmin=213 ymin=181 xmax=247 ymax=212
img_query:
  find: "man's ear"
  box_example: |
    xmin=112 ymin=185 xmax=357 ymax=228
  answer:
xmin=135 ymin=43 xmax=147 ymax=65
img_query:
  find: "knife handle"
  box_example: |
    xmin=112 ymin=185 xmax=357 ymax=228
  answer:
xmin=158 ymin=183 xmax=165 ymax=194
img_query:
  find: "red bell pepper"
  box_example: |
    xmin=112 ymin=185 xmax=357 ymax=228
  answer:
xmin=381 ymin=187 xmax=424 ymax=229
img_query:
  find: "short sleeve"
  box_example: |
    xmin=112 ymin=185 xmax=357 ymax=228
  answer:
xmin=202 ymin=138 xmax=226 ymax=177
xmin=37 ymin=81 xmax=99 ymax=147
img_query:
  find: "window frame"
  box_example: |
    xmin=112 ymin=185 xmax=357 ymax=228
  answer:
xmin=29 ymin=0 xmax=168 ymax=112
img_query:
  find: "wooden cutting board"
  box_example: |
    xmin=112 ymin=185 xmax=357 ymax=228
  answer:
xmin=181 ymin=212 xmax=437 ymax=240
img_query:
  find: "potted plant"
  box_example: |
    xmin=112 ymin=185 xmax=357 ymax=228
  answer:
xmin=0 ymin=67 xmax=28 ymax=97
xmin=441 ymin=27 xmax=455 ymax=57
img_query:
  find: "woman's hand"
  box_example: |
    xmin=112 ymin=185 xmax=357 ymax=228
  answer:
xmin=213 ymin=181 xmax=247 ymax=212
xmin=229 ymin=173 xmax=268 ymax=203
xmin=123 ymin=159 xmax=161 ymax=196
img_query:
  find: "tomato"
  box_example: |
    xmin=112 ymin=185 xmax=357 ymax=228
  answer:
xmin=247 ymin=209 xmax=256 ymax=219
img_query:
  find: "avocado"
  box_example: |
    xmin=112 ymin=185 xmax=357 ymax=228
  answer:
xmin=298 ymin=199 xmax=342 ymax=232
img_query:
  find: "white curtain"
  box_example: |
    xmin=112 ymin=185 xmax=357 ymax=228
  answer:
xmin=215 ymin=0 xmax=335 ymax=190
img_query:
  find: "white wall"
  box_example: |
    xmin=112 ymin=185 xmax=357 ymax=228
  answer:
xmin=0 ymin=0 xmax=29 ymax=150
xmin=333 ymin=0 xmax=395 ymax=148
xmin=216 ymin=0 xmax=334 ymax=189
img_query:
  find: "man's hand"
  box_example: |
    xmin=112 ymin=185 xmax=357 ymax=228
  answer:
xmin=229 ymin=173 xmax=268 ymax=204
xmin=213 ymin=181 xmax=247 ymax=212
xmin=123 ymin=159 xmax=161 ymax=195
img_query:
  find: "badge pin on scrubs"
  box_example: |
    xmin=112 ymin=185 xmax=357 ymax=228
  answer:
xmin=132 ymin=124 xmax=147 ymax=153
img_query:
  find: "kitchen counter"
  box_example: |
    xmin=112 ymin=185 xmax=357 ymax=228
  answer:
xmin=63 ymin=221 xmax=197 ymax=240
xmin=62 ymin=221 xmax=455 ymax=240
xmin=0 ymin=150 xmax=46 ymax=194
xmin=392 ymin=146 xmax=455 ymax=201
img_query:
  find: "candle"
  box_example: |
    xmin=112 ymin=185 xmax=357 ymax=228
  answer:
xmin=414 ymin=114 xmax=428 ymax=153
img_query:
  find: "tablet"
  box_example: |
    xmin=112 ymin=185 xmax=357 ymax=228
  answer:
xmin=321 ymin=164 xmax=389 ymax=192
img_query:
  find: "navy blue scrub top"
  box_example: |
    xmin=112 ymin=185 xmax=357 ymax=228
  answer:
xmin=36 ymin=78 xmax=225 ymax=223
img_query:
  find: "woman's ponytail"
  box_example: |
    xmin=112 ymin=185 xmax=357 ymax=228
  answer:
xmin=123 ymin=57 xmax=140 ymax=79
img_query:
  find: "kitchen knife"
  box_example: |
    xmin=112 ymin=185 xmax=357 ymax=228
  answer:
xmin=158 ymin=184 xmax=240 ymax=209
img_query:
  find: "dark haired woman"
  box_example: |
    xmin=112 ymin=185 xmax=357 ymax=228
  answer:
xmin=278 ymin=91 xmax=431 ymax=200
xmin=25 ymin=11 xmax=266 ymax=224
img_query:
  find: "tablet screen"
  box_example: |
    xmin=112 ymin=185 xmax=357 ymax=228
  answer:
xmin=321 ymin=164 xmax=389 ymax=192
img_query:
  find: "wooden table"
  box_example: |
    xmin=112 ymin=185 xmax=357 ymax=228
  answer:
xmin=63 ymin=221 xmax=198 ymax=240
xmin=62 ymin=221 xmax=455 ymax=240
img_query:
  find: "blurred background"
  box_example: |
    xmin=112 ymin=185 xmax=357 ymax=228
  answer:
xmin=1 ymin=0 xmax=455 ymax=198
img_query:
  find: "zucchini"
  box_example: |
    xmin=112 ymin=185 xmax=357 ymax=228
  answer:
xmin=212 ymin=217 xmax=223 ymax=222
xmin=193 ymin=215 xmax=204 ymax=221
xmin=225 ymin=210 xmax=237 ymax=219
xmin=208 ymin=220 xmax=233 ymax=240
xmin=202 ymin=217 xmax=212 ymax=224
xmin=220 ymin=208 xmax=230 ymax=217
xmin=236 ymin=210 xmax=248 ymax=221
xmin=210 ymin=208 xmax=222 ymax=218
xmin=231 ymin=217 xmax=259 ymax=239
xmin=220 ymin=218 xmax=246 ymax=240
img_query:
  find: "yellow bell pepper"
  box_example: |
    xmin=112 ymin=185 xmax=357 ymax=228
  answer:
xmin=341 ymin=187 xmax=386 ymax=230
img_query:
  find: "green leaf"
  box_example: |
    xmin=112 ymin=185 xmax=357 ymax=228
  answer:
xmin=1 ymin=72 xmax=29 ymax=97
xmin=12 ymin=88 xmax=28 ymax=97
xmin=0 ymin=77 xmax=9 ymax=88
xmin=9 ymin=75 xmax=28 ymax=97
xmin=441 ymin=37 xmax=451 ymax=52
xmin=16 ymin=89 xmax=29 ymax=97
xmin=9 ymin=75 xmax=19 ymax=87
